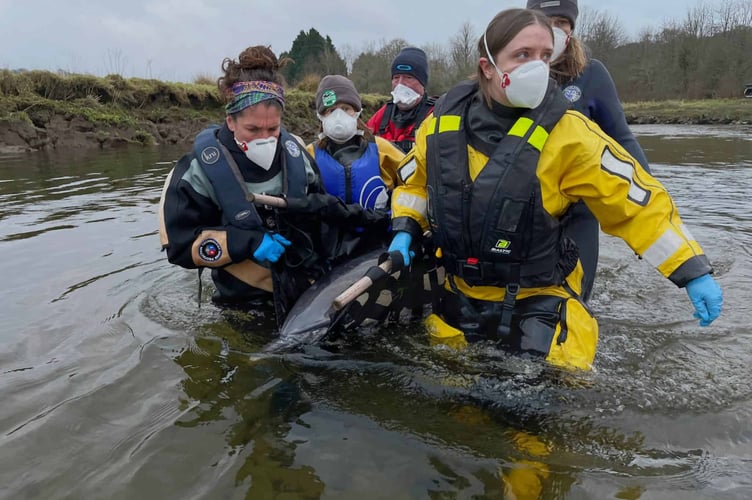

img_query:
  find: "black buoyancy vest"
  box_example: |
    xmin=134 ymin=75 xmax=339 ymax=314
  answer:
xmin=378 ymin=95 xmax=436 ymax=152
xmin=426 ymin=80 xmax=571 ymax=288
xmin=193 ymin=126 xmax=309 ymax=230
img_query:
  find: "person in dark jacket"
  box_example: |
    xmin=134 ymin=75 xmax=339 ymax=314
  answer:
xmin=158 ymin=46 xmax=381 ymax=317
xmin=527 ymin=0 xmax=652 ymax=302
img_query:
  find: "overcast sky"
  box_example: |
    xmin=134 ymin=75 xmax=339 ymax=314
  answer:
xmin=0 ymin=0 xmax=719 ymax=83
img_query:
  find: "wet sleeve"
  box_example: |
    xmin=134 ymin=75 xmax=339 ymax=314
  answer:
xmin=390 ymin=115 xmax=432 ymax=237
xmin=586 ymin=60 xmax=651 ymax=172
xmin=550 ymin=116 xmax=712 ymax=286
xmin=375 ymin=136 xmax=406 ymax=190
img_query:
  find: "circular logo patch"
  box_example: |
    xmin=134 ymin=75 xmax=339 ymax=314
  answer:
xmin=395 ymin=64 xmax=413 ymax=71
xmin=198 ymin=238 xmax=222 ymax=262
xmin=200 ymin=146 xmax=220 ymax=165
xmin=562 ymin=85 xmax=582 ymax=103
xmin=285 ymin=139 xmax=301 ymax=158
xmin=321 ymin=89 xmax=337 ymax=107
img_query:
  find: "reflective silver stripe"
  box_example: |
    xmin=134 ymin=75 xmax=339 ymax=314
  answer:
xmin=399 ymin=158 xmax=417 ymax=183
xmin=642 ymin=229 xmax=684 ymax=267
xmin=679 ymin=224 xmax=696 ymax=242
xmin=395 ymin=192 xmax=427 ymax=216
xmin=601 ymin=148 xmax=649 ymax=205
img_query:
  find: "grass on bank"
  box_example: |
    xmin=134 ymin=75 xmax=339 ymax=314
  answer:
xmin=0 ymin=69 xmax=225 ymax=129
xmin=623 ymin=98 xmax=752 ymax=124
xmin=1 ymin=69 xmax=750 ymax=145
xmin=0 ymin=70 xmax=388 ymax=143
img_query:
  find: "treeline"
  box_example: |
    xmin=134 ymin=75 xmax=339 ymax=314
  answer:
xmin=280 ymin=0 xmax=752 ymax=101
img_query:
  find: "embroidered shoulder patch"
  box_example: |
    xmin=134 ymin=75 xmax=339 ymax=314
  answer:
xmin=198 ymin=238 xmax=222 ymax=262
xmin=562 ymin=85 xmax=582 ymax=103
xmin=285 ymin=139 xmax=301 ymax=158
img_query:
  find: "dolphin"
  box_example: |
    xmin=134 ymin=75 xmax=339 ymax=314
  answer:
xmin=263 ymin=248 xmax=386 ymax=352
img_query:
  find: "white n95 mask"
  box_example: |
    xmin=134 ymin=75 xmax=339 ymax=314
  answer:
xmin=319 ymin=108 xmax=361 ymax=143
xmin=483 ymin=30 xmax=550 ymax=109
xmin=236 ymin=136 xmax=277 ymax=170
xmin=391 ymin=84 xmax=421 ymax=107
xmin=495 ymin=60 xmax=550 ymax=109
xmin=551 ymin=27 xmax=570 ymax=62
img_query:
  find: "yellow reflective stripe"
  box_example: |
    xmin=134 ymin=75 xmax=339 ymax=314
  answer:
xmin=508 ymin=117 xmax=548 ymax=151
xmin=438 ymin=115 xmax=461 ymax=133
xmin=424 ymin=116 xmax=438 ymax=136
xmin=528 ymin=126 xmax=549 ymax=151
xmin=508 ymin=117 xmax=534 ymax=138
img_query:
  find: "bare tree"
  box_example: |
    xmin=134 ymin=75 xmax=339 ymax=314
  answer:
xmin=103 ymin=48 xmax=127 ymax=76
xmin=350 ymin=38 xmax=409 ymax=94
xmin=345 ymin=0 xmax=752 ymax=101
xmin=683 ymin=2 xmax=714 ymax=38
xmin=450 ymin=21 xmax=477 ymax=81
xmin=737 ymin=0 xmax=752 ymax=26
xmin=339 ymin=43 xmax=358 ymax=74
xmin=577 ymin=7 xmax=628 ymax=60
xmin=422 ymin=42 xmax=453 ymax=94
xmin=377 ymin=38 xmax=410 ymax=63
xmin=714 ymin=0 xmax=736 ymax=34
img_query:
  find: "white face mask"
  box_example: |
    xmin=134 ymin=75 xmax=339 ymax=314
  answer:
xmin=318 ymin=108 xmax=361 ymax=143
xmin=236 ymin=136 xmax=277 ymax=170
xmin=391 ymin=83 xmax=421 ymax=107
xmin=483 ymin=32 xmax=550 ymax=109
xmin=551 ymin=27 xmax=570 ymax=62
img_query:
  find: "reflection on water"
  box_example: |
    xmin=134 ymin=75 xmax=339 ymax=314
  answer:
xmin=0 ymin=126 xmax=751 ymax=499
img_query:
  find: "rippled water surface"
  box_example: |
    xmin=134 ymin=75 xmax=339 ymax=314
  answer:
xmin=1 ymin=125 xmax=751 ymax=499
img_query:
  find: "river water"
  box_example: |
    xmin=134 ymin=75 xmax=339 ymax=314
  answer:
xmin=0 ymin=124 xmax=750 ymax=499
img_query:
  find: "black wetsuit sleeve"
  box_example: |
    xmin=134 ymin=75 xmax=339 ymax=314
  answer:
xmin=391 ymin=216 xmax=424 ymax=240
xmin=586 ymin=60 xmax=651 ymax=172
xmin=160 ymin=155 xmax=265 ymax=268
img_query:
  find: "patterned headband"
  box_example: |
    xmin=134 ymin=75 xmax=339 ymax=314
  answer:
xmin=225 ymin=80 xmax=286 ymax=115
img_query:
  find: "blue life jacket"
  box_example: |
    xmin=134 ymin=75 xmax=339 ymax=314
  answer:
xmin=193 ymin=125 xmax=309 ymax=230
xmin=314 ymin=141 xmax=388 ymax=210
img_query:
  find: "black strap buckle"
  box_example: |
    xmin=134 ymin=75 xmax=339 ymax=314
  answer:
xmin=497 ymin=283 xmax=520 ymax=339
xmin=459 ymin=258 xmax=483 ymax=280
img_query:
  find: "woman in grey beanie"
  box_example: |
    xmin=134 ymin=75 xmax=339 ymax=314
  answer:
xmin=305 ymin=74 xmax=406 ymax=260
xmin=526 ymin=0 xmax=652 ymax=303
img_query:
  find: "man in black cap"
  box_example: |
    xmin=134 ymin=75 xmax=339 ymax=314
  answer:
xmin=366 ymin=47 xmax=436 ymax=153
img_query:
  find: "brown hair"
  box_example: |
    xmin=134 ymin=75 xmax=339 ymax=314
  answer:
xmin=217 ymin=45 xmax=290 ymax=109
xmin=550 ymin=35 xmax=588 ymax=84
xmin=476 ymin=8 xmax=553 ymax=106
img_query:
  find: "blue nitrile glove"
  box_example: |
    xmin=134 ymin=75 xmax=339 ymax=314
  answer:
xmin=252 ymin=233 xmax=291 ymax=263
xmin=388 ymin=231 xmax=415 ymax=266
xmin=685 ymin=274 xmax=723 ymax=326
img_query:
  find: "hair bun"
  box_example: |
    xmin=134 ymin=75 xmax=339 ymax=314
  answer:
xmin=237 ymin=46 xmax=279 ymax=72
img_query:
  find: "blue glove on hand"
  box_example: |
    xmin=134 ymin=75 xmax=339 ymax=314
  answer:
xmin=252 ymin=233 xmax=291 ymax=263
xmin=685 ymin=274 xmax=723 ymax=326
xmin=388 ymin=231 xmax=415 ymax=266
